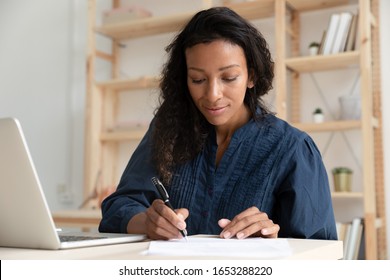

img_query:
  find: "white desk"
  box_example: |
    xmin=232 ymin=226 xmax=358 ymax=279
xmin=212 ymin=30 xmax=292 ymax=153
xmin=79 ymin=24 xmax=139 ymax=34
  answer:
xmin=0 ymin=238 xmax=343 ymax=260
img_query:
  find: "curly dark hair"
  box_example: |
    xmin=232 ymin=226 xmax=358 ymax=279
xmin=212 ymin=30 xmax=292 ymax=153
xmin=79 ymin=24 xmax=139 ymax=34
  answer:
xmin=152 ymin=6 xmax=274 ymax=184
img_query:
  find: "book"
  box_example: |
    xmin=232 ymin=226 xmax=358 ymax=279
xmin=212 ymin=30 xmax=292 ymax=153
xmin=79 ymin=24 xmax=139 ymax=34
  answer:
xmin=342 ymin=223 xmax=351 ymax=259
xmin=345 ymin=13 xmax=359 ymax=52
xmin=357 ymin=222 xmax=365 ymax=259
xmin=352 ymin=223 xmax=363 ymax=259
xmin=317 ymin=30 xmax=327 ymax=55
xmin=331 ymin=12 xmax=353 ymax=54
xmin=321 ymin=13 xmax=341 ymax=55
xmin=344 ymin=217 xmax=363 ymax=260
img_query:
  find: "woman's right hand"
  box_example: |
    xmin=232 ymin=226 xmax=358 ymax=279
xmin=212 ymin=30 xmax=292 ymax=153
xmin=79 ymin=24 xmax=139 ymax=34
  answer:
xmin=127 ymin=199 xmax=189 ymax=240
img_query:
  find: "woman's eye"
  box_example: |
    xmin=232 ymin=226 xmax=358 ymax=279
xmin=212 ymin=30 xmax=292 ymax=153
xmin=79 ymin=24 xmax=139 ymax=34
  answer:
xmin=191 ymin=78 xmax=205 ymax=84
xmin=223 ymin=76 xmax=238 ymax=82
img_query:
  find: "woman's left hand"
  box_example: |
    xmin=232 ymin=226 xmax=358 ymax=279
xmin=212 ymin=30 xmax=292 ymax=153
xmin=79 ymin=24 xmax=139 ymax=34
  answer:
xmin=218 ymin=206 xmax=280 ymax=239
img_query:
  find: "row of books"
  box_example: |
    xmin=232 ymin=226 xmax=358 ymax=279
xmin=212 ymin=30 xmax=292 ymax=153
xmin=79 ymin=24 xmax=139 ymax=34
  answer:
xmin=318 ymin=11 xmax=359 ymax=55
xmin=336 ymin=217 xmax=364 ymax=260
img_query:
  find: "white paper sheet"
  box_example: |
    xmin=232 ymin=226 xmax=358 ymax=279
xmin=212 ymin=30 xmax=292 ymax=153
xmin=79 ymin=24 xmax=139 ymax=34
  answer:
xmin=148 ymin=236 xmax=292 ymax=258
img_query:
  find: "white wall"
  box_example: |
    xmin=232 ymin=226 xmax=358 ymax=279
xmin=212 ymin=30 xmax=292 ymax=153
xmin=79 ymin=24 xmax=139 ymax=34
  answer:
xmin=0 ymin=0 xmax=85 ymax=210
xmin=0 ymin=0 xmax=389 ymax=258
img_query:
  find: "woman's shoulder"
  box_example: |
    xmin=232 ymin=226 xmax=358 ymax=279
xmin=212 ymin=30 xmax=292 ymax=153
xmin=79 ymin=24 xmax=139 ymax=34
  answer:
xmin=257 ymin=113 xmax=308 ymax=140
xmin=249 ymin=114 xmax=322 ymax=162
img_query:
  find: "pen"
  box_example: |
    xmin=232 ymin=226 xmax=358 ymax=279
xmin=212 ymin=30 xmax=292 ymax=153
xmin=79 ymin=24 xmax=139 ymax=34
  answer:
xmin=151 ymin=177 xmax=188 ymax=241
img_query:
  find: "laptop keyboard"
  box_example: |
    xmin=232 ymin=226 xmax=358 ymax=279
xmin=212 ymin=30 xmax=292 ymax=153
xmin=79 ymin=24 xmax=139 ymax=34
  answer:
xmin=59 ymin=235 xmax=108 ymax=242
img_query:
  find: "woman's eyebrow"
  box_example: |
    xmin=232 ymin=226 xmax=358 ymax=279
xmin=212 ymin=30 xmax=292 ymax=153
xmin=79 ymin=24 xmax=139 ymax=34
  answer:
xmin=188 ymin=64 xmax=241 ymax=72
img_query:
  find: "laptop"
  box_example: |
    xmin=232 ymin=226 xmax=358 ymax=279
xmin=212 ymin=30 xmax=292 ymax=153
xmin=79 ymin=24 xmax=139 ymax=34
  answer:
xmin=0 ymin=117 xmax=146 ymax=249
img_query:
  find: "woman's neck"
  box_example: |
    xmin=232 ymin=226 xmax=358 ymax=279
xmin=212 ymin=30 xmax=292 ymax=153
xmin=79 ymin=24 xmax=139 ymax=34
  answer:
xmin=215 ymin=106 xmax=251 ymax=166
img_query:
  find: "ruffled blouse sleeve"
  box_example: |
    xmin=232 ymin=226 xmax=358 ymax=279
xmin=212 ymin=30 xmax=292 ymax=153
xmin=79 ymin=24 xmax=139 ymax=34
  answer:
xmin=273 ymin=135 xmax=337 ymax=240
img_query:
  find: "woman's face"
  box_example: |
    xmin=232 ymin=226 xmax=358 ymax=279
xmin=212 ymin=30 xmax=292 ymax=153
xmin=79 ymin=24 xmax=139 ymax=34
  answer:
xmin=185 ymin=40 xmax=253 ymax=130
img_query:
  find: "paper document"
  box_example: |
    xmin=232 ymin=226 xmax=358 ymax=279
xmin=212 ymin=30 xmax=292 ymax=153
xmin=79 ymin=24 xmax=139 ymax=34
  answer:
xmin=148 ymin=236 xmax=292 ymax=258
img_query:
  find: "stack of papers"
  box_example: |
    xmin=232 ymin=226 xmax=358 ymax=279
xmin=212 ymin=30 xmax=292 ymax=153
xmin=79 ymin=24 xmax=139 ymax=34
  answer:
xmin=148 ymin=237 xmax=292 ymax=259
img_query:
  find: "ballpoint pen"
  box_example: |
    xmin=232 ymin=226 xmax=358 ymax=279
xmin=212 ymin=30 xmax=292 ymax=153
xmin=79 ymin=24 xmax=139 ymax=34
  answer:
xmin=151 ymin=177 xmax=188 ymax=241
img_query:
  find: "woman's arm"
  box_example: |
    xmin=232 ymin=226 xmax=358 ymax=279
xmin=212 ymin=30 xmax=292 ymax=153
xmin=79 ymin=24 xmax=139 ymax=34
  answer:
xmin=273 ymin=136 xmax=338 ymax=240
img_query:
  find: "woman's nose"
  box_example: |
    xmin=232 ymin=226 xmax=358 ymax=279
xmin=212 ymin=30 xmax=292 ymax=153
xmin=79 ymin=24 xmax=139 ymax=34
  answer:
xmin=206 ymin=80 xmax=222 ymax=102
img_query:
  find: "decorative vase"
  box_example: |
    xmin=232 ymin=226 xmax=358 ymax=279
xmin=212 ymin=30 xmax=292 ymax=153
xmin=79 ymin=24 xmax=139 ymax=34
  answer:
xmin=332 ymin=167 xmax=353 ymax=192
xmin=309 ymin=46 xmax=319 ymax=56
xmin=339 ymin=95 xmax=361 ymax=120
xmin=313 ymin=113 xmax=324 ymax=123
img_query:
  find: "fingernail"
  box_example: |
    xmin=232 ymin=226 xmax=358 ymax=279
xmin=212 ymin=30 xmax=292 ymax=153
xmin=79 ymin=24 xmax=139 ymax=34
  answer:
xmin=177 ymin=221 xmax=186 ymax=229
xmin=223 ymin=231 xmax=231 ymax=239
xmin=262 ymin=229 xmax=268 ymax=235
xmin=237 ymin=232 xmax=244 ymax=239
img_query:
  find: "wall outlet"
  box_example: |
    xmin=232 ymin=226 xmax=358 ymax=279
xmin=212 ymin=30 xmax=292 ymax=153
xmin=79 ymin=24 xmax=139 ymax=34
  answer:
xmin=57 ymin=184 xmax=74 ymax=205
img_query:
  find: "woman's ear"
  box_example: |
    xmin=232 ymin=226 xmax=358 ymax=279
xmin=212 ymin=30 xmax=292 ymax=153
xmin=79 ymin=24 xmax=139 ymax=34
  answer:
xmin=247 ymin=69 xmax=255 ymax=89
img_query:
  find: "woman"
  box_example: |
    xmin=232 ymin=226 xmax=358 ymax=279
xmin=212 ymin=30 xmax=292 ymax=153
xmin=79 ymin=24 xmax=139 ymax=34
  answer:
xmin=99 ymin=7 xmax=337 ymax=241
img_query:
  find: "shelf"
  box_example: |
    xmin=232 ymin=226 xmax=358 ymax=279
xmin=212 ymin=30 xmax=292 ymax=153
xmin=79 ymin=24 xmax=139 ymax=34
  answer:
xmin=287 ymin=0 xmax=350 ymax=12
xmin=95 ymin=0 xmax=353 ymax=40
xmin=96 ymin=12 xmax=192 ymax=40
xmin=286 ymin=51 xmax=359 ymax=73
xmin=95 ymin=0 xmax=275 ymax=40
xmin=96 ymin=76 xmax=159 ymax=91
xmin=100 ymin=127 xmax=148 ymax=142
xmin=226 ymin=0 xmax=275 ymax=20
xmin=331 ymin=192 xmax=363 ymax=199
xmin=292 ymin=120 xmax=361 ymax=133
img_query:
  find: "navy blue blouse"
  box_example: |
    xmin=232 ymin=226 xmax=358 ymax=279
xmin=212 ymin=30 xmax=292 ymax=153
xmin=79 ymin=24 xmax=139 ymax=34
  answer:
xmin=99 ymin=114 xmax=337 ymax=240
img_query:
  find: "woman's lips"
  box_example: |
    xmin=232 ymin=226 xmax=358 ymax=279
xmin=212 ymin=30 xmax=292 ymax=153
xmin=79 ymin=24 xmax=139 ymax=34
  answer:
xmin=204 ymin=105 xmax=227 ymax=115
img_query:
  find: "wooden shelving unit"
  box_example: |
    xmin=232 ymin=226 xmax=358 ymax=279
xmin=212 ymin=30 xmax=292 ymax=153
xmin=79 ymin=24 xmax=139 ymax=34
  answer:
xmin=96 ymin=76 xmax=159 ymax=91
xmin=285 ymin=51 xmax=360 ymax=72
xmin=331 ymin=192 xmax=363 ymax=199
xmin=95 ymin=0 xmax=276 ymax=40
xmin=292 ymin=120 xmax=361 ymax=132
xmin=276 ymin=0 xmax=386 ymax=259
xmin=84 ymin=0 xmax=386 ymax=259
xmin=100 ymin=128 xmax=148 ymax=142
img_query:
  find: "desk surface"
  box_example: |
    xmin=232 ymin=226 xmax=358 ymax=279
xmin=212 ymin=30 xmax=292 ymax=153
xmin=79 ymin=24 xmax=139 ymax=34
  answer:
xmin=0 ymin=238 xmax=343 ymax=260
